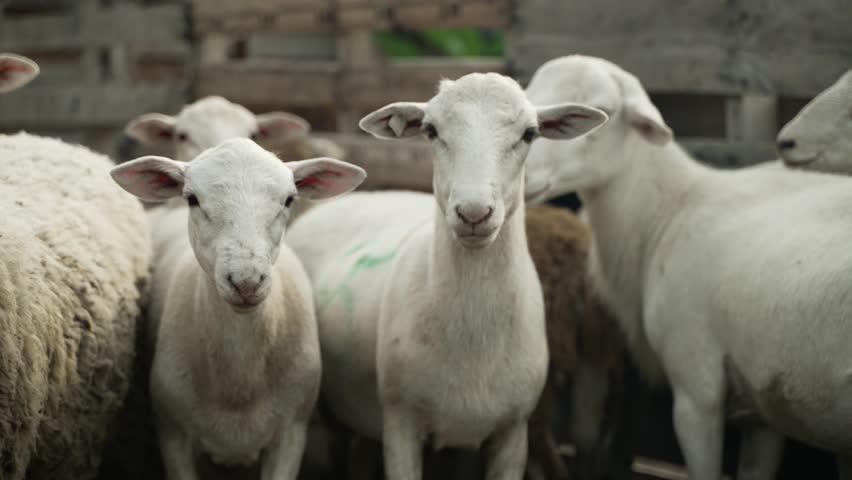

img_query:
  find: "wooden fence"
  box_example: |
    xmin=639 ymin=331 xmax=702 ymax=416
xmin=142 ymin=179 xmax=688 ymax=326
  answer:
xmin=0 ymin=0 xmax=192 ymax=153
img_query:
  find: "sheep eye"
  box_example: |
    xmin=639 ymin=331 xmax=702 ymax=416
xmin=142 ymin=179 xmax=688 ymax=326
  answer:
xmin=250 ymin=132 xmax=259 ymax=141
xmin=522 ymin=127 xmax=537 ymax=144
xmin=423 ymin=123 xmax=438 ymax=140
xmin=187 ymin=194 xmax=199 ymax=207
xmin=177 ymin=132 xmax=189 ymax=142
xmin=284 ymin=195 xmax=294 ymax=208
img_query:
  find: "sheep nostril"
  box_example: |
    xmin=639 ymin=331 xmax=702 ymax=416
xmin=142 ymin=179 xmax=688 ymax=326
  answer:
xmin=777 ymin=139 xmax=796 ymax=151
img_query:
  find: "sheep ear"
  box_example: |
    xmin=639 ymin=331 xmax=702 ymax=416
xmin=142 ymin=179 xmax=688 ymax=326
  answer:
xmin=624 ymin=100 xmax=673 ymax=145
xmin=111 ymin=156 xmax=186 ymax=201
xmin=359 ymin=102 xmax=427 ymax=139
xmin=537 ymin=103 xmax=609 ymax=140
xmin=613 ymin=70 xmax=673 ymax=146
xmin=0 ymin=54 xmax=39 ymax=93
xmin=256 ymin=112 xmax=310 ymax=143
xmin=287 ymin=157 xmax=367 ymax=200
xmin=125 ymin=113 xmax=177 ymax=145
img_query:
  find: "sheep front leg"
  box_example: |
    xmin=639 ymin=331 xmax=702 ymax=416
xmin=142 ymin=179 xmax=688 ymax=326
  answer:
xmin=261 ymin=422 xmax=308 ymax=480
xmin=158 ymin=421 xmax=198 ymax=480
xmin=485 ymin=421 xmax=528 ymax=480
xmin=736 ymin=424 xmax=784 ymax=480
xmin=672 ymin=385 xmax=725 ymax=480
xmin=383 ymin=407 xmax=423 ymax=480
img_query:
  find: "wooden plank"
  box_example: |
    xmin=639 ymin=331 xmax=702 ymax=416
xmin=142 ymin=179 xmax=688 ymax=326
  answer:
xmin=247 ymin=33 xmax=337 ymax=60
xmin=681 ymin=138 xmax=777 ymax=169
xmin=320 ymin=133 xmax=434 ymax=191
xmin=342 ymin=57 xmax=506 ymax=108
xmin=0 ymin=3 xmax=188 ymax=53
xmin=0 ymin=84 xmax=186 ymax=128
xmin=196 ymin=60 xmax=340 ymax=108
xmin=509 ymin=0 xmax=852 ymax=96
xmin=725 ymin=94 xmax=777 ymax=142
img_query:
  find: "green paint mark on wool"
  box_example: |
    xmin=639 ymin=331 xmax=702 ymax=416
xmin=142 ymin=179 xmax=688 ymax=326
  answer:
xmin=317 ymin=245 xmax=398 ymax=327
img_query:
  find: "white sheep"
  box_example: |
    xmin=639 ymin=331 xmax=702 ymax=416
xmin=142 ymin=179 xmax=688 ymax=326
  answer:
xmin=124 ymin=95 xmax=344 ymax=163
xmin=110 ymin=138 xmax=365 ymax=480
xmin=777 ymin=69 xmax=852 ymax=173
xmin=523 ymin=54 xmax=852 ymax=480
xmin=0 ymin=53 xmax=39 ymax=93
xmin=0 ymin=131 xmax=151 ymax=480
xmin=286 ymin=72 xmax=607 ymax=479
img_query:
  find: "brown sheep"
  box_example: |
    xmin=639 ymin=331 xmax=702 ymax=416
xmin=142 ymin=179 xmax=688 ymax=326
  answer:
xmin=525 ymin=205 xmax=627 ymax=480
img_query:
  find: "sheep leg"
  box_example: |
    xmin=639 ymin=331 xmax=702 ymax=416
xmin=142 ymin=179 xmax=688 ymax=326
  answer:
xmin=158 ymin=422 xmax=198 ymax=480
xmin=261 ymin=421 xmax=308 ymax=480
xmin=571 ymin=361 xmax=610 ymax=479
xmin=484 ymin=421 xmax=528 ymax=480
xmin=382 ymin=407 xmax=422 ymax=480
xmin=735 ymin=424 xmax=784 ymax=480
xmin=671 ymin=382 xmax=725 ymax=480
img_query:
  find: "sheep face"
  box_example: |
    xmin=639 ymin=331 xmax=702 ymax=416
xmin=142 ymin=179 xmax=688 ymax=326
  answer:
xmin=0 ymin=54 xmax=39 ymax=93
xmin=111 ymin=138 xmax=365 ymax=312
xmin=523 ymin=56 xmax=672 ymax=202
xmin=360 ymin=73 xmax=606 ymax=248
xmin=777 ymin=70 xmax=852 ymax=174
xmin=125 ymin=96 xmax=310 ymax=162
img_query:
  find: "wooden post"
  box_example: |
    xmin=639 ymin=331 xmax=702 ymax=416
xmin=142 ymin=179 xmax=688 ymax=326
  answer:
xmin=725 ymin=94 xmax=777 ymax=142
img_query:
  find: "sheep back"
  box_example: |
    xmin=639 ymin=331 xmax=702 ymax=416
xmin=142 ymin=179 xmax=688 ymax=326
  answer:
xmin=0 ymin=133 xmax=150 ymax=480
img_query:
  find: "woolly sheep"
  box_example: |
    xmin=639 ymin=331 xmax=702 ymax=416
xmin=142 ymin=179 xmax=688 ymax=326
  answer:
xmin=0 ymin=132 xmax=151 ymax=480
xmin=286 ymin=72 xmax=607 ymax=479
xmin=777 ymin=69 xmax=852 ymax=173
xmin=0 ymin=53 xmax=39 ymax=93
xmin=524 ymin=205 xmax=626 ymax=480
xmin=110 ymin=138 xmax=365 ymax=479
xmin=124 ymin=95 xmax=344 ymax=163
xmin=523 ymin=54 xmax=852 ymax=480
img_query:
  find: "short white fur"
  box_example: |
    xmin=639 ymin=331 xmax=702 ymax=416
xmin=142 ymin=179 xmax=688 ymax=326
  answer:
xmin=110 ymin=138 xmax=365 ymax=480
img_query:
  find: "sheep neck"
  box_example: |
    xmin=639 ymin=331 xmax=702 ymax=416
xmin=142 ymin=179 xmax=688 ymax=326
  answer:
xmin=192 ymin=271 xmax=283 ymax=397
xmin=428 ymin=196 xmax=530 ymax=346
xmin=578 ymin=138 xmax=705 ymax=374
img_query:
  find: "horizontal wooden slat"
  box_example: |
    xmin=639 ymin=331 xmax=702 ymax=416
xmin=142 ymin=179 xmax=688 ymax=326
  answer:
xmin=196 ymin=60 xmax=340 ymax=107
xmin=0 ymin=84 xmax=186 ymax=128
xmin=509 ymin=0 xmax=852 ymax=97
xmin=682 ymin=138 xmax=777 ymax=169
xmin=318 ymin=132 xmax=433 ymax=191
xmin=342 ymin=57 xmax=506 ymax=108
xmin=0 ymin=3 xmax=188 ymax=54
xmin=196 ymin=57 xmax=506 ymax=112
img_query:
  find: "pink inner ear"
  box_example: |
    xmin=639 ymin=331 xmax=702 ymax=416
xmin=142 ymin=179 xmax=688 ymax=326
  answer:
xmin=0 ymin=62 xmax=31 ymax=75
xmin=541 ymin=119 xmax=564 ymax=129
xmin=296 ymin=170 xmax=342 ymax=189
xmin=155 ymin=129 xmax=173 ymax=139
xmin=567 ymin=113 xmax=590 ymax=119
xmin=131 ymin=169 xmax=179 ymax=188
xmin=258 ymin=126 xmax=269 ymax=137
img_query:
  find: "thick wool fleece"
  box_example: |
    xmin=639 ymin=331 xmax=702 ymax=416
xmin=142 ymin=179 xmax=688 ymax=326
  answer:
xmin=0 ymin=133 xmax=150 ymax=480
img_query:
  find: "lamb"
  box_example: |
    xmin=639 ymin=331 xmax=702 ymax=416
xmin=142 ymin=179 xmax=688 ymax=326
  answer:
xmin=777 ymin=69 xmax=852 ymax=173
xmin=110 ymin=138 xmax=365 ymax=480
xmin=0 ymin=53 xmax=39 ymax=93
xmin=523 ymin=54 xmax=852 ymax=480
xmin=124 ymin=95 xmax=344 ymax=163
xmin=0 ymin=131 xmax=151 ymax=480
xmin=285 ymin=72 xmax=607 ymax=479
xmin=524 ymin=205 xmax=626 ymax=480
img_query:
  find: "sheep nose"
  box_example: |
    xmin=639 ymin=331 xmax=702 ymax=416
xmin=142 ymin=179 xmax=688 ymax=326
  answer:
xmin=777 ymin=139 xmax=796 ymax=151
xmin=455 ymin=204 xmax=494 ymax=225
xmin=227 ymin=273 xmax=265 ymax=300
